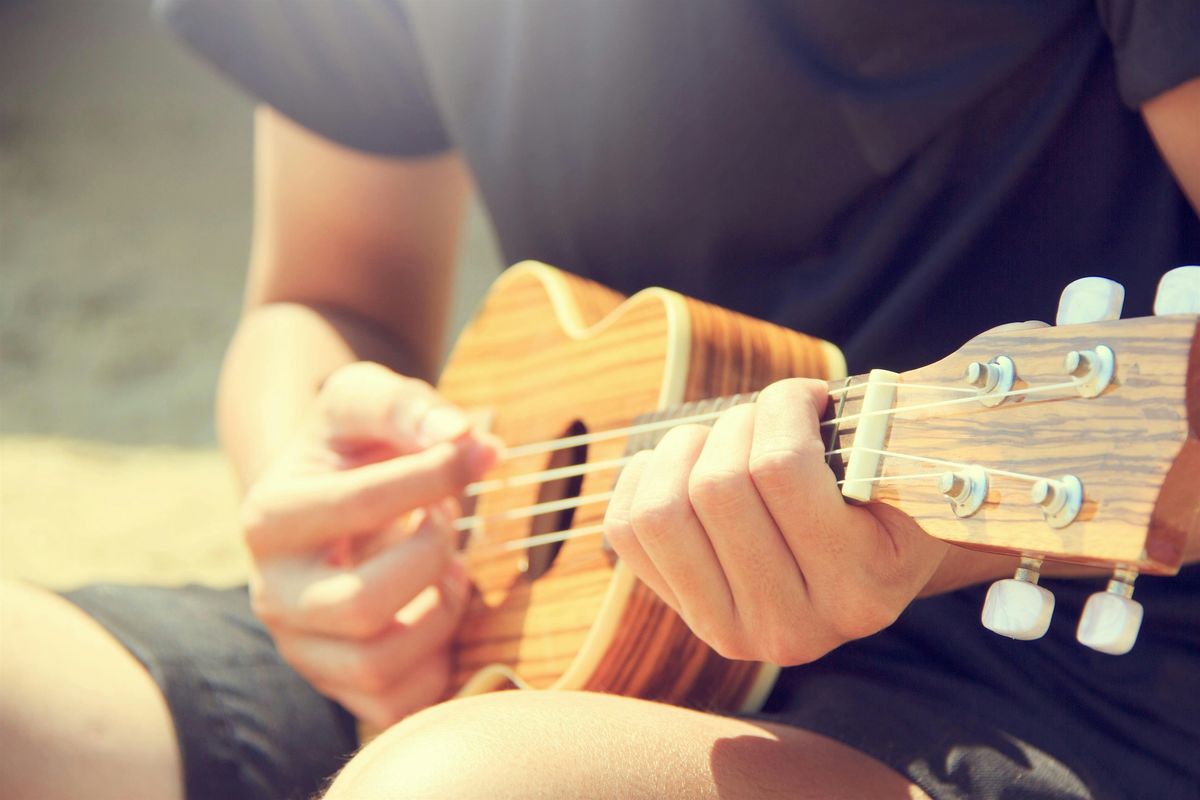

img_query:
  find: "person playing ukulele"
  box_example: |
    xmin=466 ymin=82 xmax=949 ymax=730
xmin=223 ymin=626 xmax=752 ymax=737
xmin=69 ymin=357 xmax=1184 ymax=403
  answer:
xmin=4 ymin=2 xmax=1198 ymax=798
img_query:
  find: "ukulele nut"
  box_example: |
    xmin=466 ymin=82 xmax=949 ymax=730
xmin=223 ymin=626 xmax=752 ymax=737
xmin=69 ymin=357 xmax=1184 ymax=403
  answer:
xmin=938 ymin=466 xmax=988 ymax=517
xmin=1063 ymin=345 xmax=1114 ymax=398
xmin=964 ymin=356 xmax=1015 ymax=407
xmin=1030 ymin=475 xmax=1083 ymax=528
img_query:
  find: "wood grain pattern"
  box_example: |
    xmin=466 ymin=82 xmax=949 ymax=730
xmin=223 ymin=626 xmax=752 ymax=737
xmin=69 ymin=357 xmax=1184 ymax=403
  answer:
xmin=438 ymin=263 xmax=1198 ymax=711
xmin=439 ymin=263 xmax=842 ymax=708
xmin=870 ymin=317 xmax=1199 ymax=574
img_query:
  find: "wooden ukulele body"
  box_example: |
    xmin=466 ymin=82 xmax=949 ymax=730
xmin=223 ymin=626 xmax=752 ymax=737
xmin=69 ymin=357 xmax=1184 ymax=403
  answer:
xmin=438 ymin=262 xmax=845 ymax=710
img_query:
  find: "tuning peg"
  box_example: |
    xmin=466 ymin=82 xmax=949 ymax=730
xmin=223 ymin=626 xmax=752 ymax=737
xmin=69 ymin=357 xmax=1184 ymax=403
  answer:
xmin=981 ymin=556 xmax=1054 ymax=640
xmin=1056 ymin=277 xmax=1125 ymax=326
xmin=1077 ymin=568 xmax=1143 ymax=655
xmin=1154 ymin=266 xmax=1200 ymax=316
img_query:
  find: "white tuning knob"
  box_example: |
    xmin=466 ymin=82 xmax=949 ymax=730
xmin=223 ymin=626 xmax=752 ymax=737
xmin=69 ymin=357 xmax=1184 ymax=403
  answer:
xmin=1076 ymin=568 xmax=1143 ymax=655
xmin=1056 ymin=277 xmax=1125 ymax=325
xmin=983 ymin=579 xmax=1055 ymax=640
xmin=981 ymin=557 xmax=1054 ymax=640
xmin=1154 ymin=266 xmax=1200 ymax=316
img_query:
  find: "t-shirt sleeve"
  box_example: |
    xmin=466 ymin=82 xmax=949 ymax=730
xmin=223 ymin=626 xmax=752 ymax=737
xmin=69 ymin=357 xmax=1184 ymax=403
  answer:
xmin=1095 ymin=0 xmax=1200 ymax=108
xmin=154 ymin=0 xmax=449 ymax=155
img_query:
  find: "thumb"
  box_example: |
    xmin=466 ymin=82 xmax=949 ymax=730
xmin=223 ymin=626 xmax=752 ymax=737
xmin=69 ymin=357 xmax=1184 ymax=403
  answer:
xmin=320 ymin=362 xmax=471 ymax=451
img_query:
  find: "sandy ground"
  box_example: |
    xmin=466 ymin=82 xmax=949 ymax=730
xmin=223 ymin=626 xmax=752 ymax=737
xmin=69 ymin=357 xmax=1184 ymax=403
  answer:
xmin=0 ymin=0 xmax=500 ymax=589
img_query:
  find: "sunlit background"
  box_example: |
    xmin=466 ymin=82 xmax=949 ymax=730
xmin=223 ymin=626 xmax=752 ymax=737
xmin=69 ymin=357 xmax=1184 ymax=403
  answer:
xmin=0 ymin=0 xmax=501 ymax=588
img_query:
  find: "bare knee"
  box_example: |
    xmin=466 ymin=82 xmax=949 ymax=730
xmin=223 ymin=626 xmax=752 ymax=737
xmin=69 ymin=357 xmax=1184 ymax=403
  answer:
xmin=324 ymin=689 xmax=928 ymax=800
xmin=326 ymin=691 xmax=580 ymax=800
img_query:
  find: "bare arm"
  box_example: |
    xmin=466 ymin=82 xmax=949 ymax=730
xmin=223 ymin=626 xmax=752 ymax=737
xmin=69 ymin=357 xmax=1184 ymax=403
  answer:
xmin=1143 ymin=76 xmax=1200 ymax=215
xmin=218 ymin=107 xmax=470 ymax=486
xmin=216 ymin=108 xmax=499 ymax=728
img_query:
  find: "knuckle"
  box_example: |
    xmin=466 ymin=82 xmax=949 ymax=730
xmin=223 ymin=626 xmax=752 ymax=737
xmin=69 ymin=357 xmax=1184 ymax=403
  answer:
xmin=760 ymin=377 xmax=822 ymax=404
xmin=322 ymin=361 xmax=386 ymax=396
xmin=747 ymin=448 xmax=803 ymax=495
xmin=630 ymin=496 xmax=684 ymax=540
xmin=411 ymin=520 xmax=454 ymax=564
xmin=341 ymin=475 xmax=395 ymax=520
xmin=685 ymin=613 xmax=750 ymax=661
xmin=331 ymin=591 xmax=389 ymax=640
xmin=248 ymin=580 xmax=283 ymax=626
xmin=441 ymin=443 xmax=478 ymax=488
xmin=755 ymin=379 xmax=795 ymax=407
xmin=238 ymin=495 xmax=276 ymax=553
xmin=343 ymin=604 xmax=388 ymax=642
xmin=344 ymin=648 xmax=394 ymax=694
xmin=658 ymin=423 xmax=708 ymax=450
xmin=830 ymin=592 xmax=899 ymax=642
xmin=708 ymin=630 xmax=753 ymax=662
xmin=603 ymin=513 xmax=635 ymax=548
xmin=758 ymin=624 xmax=811 ymax=666
xmin=688 ymin=467 xmax=751 ymax=516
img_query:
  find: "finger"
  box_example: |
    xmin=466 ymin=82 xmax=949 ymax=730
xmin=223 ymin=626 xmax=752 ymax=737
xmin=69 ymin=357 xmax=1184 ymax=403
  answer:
xmin=288 ymin=509 xmax=463 ymax=638
xmin=603 ymin=450 xmax=679 ymax=611
xmin=630 ymin=425 xmax=735 ymax=637
xmin=319 ymin=649 xmax=452 ymax=731
xmin=244 ymin=440 xmax=494 ymax=555
xmin=753 ymin=380 xmax=940 ymax=636
xmin=748 ymin=379 xmax=850 ymax=558
xmin=277 ymin=567 xmax=469 ymax=698
xmin=689 ymin=403 xmax=805 ymax=631
xmin=320 ymin=362 xmax=498 ymax=453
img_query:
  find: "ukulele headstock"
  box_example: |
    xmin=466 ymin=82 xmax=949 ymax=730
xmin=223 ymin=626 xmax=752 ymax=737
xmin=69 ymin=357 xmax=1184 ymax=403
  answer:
xmin=836 ymin=271 xmax=1200 ymax=654
xmin=881 ymin=313 xmax=1199 ymax=570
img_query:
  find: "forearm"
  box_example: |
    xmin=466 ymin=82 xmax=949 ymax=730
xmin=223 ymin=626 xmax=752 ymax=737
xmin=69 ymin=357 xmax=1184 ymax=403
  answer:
xmin=217 ymin=302 xmax=429 ymax=489
xmin=219 ymin=110 xmax=468 ymax=489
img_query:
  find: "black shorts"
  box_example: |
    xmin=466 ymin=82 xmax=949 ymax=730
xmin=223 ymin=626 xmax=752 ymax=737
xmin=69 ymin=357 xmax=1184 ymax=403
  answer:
xmin=64 ymin=567 xmax=1200 ymax=800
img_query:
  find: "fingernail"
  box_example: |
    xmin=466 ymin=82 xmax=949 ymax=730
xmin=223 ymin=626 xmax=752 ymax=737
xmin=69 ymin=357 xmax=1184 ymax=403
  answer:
xmin=466 ymin=436 xmax=503 ymax=477
xmin=424 ymin=504 xmax=451 ymax=533
xmin=419 ymin=405 xmax=470 ymax=445
xmin=443 ymin=557 xmax=470 ymax=597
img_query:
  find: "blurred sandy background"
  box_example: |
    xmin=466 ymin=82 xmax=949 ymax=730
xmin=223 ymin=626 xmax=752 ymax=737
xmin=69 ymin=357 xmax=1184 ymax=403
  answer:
xmin=1 ymin=0 xmax=501 ymax=589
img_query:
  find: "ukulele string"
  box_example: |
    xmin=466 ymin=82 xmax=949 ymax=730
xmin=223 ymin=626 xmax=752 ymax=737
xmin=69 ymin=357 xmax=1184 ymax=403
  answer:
xmin=494 ymin=378 xmax=1080 ymax=463
xmin=461 ymin=463 xmax=1036 ymax=557
xmin=824 ymin=379 xmax=1082 ymax=429
xmin=464 ymin=456 xmax=633 ymax=497
xmin=462 ymin=377 xmax=1083 ymax=507
xmin=459 ymin=447 xmax=1051 ymax=549
xmin=454 ymin=491 xmax=614 ymax=532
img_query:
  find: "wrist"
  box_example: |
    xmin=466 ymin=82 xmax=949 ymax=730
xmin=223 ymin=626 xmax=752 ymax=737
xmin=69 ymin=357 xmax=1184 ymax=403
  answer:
xmin=217 ymin=302 xmax=424 ymax=489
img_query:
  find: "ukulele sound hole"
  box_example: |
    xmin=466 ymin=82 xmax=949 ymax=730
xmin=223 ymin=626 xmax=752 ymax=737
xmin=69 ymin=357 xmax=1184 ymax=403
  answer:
xmin=524 ymin=420 xmax=588 ymax=581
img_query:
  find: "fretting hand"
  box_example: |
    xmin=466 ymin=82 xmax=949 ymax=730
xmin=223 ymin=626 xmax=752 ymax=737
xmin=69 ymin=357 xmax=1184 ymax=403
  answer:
xmin=240 ymin=361 xmax=501 ymax=729
xmin=604 ymin=377 xmax=948 ymax=666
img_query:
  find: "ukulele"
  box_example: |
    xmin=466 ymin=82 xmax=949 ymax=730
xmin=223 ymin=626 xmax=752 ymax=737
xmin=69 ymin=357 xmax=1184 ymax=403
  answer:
xmin=438 ymin=262 xmax=1199 ymax=713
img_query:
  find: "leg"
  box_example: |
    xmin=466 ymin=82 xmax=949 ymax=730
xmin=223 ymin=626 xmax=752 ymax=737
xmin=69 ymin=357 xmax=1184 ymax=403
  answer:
xmin=325 ymin=690 xmax=928 ymax=799
xmin=0 ymin=580 xmax=183 ymax=800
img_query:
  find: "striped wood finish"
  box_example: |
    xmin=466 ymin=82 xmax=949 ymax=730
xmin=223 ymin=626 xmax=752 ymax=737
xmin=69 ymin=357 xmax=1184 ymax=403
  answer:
xmin=866 ymin=316 xmax=1200 ymax=574
xmin=438 ymin=263 xmax=844 ymax=708
xmin=438 ymin=263 xmax=1198 ymax=711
